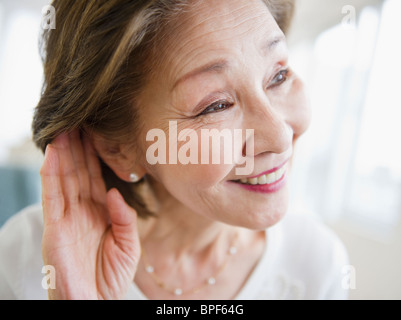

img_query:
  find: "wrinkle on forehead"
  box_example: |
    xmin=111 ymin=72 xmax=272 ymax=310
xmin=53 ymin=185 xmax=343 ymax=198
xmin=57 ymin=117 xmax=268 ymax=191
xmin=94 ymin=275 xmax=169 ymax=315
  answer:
xmin=149 ymin=0 xmax=278 ymax=87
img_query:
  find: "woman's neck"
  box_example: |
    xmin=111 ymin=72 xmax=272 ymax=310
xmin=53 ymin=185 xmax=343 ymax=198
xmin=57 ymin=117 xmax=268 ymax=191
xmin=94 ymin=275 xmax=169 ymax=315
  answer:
xmin=137 ymin=177 xmax=242 ymax=256
xmin=134 ymin=178 xmax=268 ymax=299
xmin=138 ymin=195 xmax=238 ymax=258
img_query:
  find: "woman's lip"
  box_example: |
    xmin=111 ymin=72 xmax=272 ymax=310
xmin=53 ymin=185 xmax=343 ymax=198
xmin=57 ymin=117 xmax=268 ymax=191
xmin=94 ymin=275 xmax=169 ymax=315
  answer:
xmin=244 ymin=158 xmax=290 ymax=180
xmin=230 ymin=170 xmax=287 ymax=194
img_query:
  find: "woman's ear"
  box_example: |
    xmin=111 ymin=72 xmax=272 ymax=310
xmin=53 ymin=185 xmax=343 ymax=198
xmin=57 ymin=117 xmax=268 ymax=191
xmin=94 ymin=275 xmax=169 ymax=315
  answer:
xmin=89 ymin=133 xmax=146 ymax=183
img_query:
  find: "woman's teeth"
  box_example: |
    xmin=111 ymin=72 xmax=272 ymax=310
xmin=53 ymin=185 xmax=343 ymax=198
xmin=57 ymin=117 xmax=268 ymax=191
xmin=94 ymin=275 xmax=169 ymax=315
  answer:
xmin=238 ymin=166 xmax=286 ymax=185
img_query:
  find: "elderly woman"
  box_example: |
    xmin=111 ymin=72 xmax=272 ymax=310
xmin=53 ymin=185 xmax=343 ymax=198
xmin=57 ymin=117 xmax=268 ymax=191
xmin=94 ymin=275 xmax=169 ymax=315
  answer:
xmin=0 ymin=0 xmax=348 ymax=300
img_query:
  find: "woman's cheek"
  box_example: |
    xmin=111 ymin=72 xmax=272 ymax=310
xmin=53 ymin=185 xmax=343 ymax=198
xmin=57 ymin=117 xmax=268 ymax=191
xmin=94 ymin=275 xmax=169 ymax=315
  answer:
xmin=145 ymin=147 xmax=233 ymax=191
xmin=142 ymin=113 xmax=241 ymax=190
xmin=176 ymin=126 xmax=236 ymax=185
xmin=169 ymin=162 xmax=232 ymax=190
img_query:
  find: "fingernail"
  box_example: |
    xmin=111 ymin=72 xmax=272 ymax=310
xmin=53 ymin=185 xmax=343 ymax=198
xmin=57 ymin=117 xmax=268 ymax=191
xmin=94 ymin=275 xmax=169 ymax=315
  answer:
xmin=112 ymin=188 xmax=124 ymax=202
xmin=45 ymin=143 xmax=51 ymax=155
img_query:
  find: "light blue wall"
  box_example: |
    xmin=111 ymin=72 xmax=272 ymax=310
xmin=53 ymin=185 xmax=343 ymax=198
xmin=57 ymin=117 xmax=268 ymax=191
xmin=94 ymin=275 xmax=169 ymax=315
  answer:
xmin=0 ymin=166 xmax=41 ymax=227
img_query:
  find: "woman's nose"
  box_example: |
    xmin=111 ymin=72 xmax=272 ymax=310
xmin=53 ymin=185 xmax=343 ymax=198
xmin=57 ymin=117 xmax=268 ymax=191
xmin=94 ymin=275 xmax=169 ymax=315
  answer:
xmin=243 ymin=94 xmax=293 ymax=157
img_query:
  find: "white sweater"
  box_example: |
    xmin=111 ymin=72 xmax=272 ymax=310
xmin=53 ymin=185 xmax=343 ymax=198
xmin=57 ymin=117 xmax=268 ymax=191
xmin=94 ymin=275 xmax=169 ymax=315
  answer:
xmin=0 ymin=204 xmax=349 ymax=300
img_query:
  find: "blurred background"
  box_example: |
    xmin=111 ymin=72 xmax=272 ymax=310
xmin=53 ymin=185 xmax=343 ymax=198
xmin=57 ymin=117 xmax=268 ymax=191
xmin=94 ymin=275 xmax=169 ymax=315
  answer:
xmin=0 ymin=0 xmax=400 ymax=299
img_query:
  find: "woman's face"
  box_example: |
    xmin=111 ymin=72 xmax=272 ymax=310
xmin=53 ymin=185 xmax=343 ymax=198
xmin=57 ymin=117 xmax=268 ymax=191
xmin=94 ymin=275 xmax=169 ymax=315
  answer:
xmin=136 ymin=0 xmax=310 ymax=229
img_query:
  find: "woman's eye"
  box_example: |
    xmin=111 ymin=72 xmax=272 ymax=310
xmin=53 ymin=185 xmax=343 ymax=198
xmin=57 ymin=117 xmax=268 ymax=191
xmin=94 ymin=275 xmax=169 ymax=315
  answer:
xmin=198 ymin=101 xmax=233 ymax=116
xmin=269 ymin=69 xmax=289 ymax=88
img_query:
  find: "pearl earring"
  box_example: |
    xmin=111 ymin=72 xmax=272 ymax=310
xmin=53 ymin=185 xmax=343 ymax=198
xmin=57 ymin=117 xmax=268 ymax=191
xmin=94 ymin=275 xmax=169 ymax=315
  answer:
xmin=129 ymin=173 xmax=140 ymax=183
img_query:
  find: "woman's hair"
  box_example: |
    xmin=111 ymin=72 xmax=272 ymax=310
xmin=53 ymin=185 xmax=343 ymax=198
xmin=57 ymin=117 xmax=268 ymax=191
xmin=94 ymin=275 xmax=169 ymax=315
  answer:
xmin=32 ymin=0 xmax=295 ymax=218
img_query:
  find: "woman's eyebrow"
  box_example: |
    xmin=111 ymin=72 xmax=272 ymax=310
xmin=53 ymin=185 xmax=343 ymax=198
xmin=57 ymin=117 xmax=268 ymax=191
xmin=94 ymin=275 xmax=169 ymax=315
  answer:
xmin=171 ymin=34 xmax=285 ymax=91
xmin=171 ymin=59 xmax=229 ymax=91
xmin=261 ymin=34 xmax=286 ymax=55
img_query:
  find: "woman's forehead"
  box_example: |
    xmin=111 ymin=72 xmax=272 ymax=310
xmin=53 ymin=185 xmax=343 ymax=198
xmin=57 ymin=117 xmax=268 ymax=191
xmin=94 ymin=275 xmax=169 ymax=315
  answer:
xmin=156 ymin=0 xmax=282 ymax=86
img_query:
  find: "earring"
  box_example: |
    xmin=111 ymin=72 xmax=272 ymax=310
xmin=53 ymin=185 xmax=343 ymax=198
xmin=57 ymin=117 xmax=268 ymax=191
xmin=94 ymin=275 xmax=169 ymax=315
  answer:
xmin=129 ymin=173 xmax=140 ymax=183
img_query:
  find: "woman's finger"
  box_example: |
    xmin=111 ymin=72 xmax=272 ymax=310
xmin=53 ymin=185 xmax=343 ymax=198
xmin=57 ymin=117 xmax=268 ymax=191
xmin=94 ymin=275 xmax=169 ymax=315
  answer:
xmin=40 ymin=144 xmax=65 ymax=224
xmin=82 ymin=134 xmax=107 ymax=205
xmin=106 ymin=188 xmax=141 ymax=259
xmin=69 ymin=130 xmax=90 ymax=199
xmin=52 ymin=133 xmax=80 ymax=207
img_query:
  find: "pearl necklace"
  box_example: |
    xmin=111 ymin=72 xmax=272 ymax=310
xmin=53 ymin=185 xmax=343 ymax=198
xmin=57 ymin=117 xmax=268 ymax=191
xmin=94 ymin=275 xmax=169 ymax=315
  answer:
xmin=141 ymin=234 xmax=239 ymax=296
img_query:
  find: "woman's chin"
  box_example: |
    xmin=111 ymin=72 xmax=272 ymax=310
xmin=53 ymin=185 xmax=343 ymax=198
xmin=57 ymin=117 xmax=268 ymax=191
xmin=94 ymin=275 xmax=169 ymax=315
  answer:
xmin=241 ymin=205 xmax=288 ymax=230
xmin=225 ymin=181 xmax=290 ymax=230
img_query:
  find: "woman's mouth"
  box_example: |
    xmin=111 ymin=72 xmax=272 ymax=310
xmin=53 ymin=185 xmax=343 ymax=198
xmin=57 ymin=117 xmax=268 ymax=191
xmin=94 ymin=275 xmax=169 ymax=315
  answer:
xmin=237 ymin=166 xmax=286 ymax=185
xmin=230 ymin=161 xmax=288 ymax=194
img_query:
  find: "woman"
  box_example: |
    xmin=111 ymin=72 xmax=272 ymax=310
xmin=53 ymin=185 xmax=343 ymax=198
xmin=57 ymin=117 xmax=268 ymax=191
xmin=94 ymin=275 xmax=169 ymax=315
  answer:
xmin=0 ymin=0 xmax=348 ymax=300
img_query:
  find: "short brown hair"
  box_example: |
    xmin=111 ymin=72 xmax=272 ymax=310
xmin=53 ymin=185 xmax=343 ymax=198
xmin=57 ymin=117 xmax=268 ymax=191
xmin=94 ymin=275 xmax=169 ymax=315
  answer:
xmin=32 ymin=0 xmax=295 ymax=217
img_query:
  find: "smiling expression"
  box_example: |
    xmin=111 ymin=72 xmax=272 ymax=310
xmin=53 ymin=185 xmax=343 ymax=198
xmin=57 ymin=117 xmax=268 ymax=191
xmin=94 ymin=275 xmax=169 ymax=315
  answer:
xmin=133 ymin=0 xmax=311 ymax=229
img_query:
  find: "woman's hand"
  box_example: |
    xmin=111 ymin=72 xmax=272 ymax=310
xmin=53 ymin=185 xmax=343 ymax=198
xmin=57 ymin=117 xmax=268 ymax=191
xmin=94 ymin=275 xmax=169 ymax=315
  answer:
xmin=40 ymin=130 xmax=141 ymax=300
